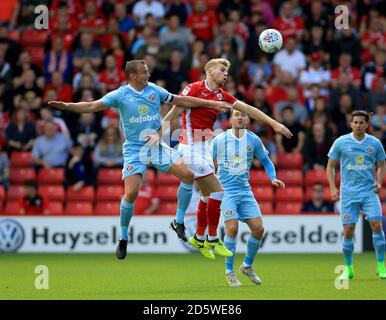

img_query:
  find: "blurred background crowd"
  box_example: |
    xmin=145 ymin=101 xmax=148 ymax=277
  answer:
xmin=0 ymin=0 xmax=385 ymax=215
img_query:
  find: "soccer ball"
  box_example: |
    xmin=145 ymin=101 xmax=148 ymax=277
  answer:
xmin=258 ymin=29 xmax=283 ymax=53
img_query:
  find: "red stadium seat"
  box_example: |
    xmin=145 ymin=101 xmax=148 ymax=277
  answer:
xmin=158 ymin=185 xmax=179 ymax=201
xmin=304 ymin=169 xmax=329 ymax=186
xmin=38 ymin=185 xmax=65 ymax=201
xmin=7 ymin=185 xmax=25 ymax=200
xmin=0 ymin=186 xmax=4 ymax=200
xmin=4 ymin=202 xmax=20 ymax=214
xmin=145 ymin=169 xmax=156 ymax=185
xmin=277 ymin=169 xmax=303 ymax=186
xmin=249 ymin=170 xmax=270 ymax=186
xmin=9 ymin=168 xmax=36 ymax=184
xmin=7 ymin=29 xmax=20 ymax=42
xmin=24 ymin=46 xmax=45 ymax=66
xmin=252 ymin=187 xmax=273 ymax=202
xmin=21 ymin=30 xmax=49 ymax=47
xmin=258 ymin=201 xmax=273 ymax=214
xmin=155 ymin=202 xmax=178 ymax=215
xmin=66 ymin=186 xmax=95 ymax=202
xmin=38 ymin=168 xmax=65 ymax=185
xmin=96 ymin=185 xmax=123 ymax=201
xmin=277 ymin=152 xmax=303 ymax=169
xmin=10 ymin=152 xmax=32 ymax=167
xmin=49 ymin=202 xmax=64 ymax=215
xmin=382 ymin=202 xmax=386 ymax=216
xmin=380 ymin=189 xmax=386 ymax=202
xmin=95 ymin=202 xmax=120 ymax=215
xmin=65 ymin=202 xmax=93 ymax=215
xmin=275 ymin=202 xmax=303 ymax=214
xmin=97 ymin=168 xmax=122 ymax=185
xmin=158 ymin=172 xmax=179 ymax=186
xmin=275 ymin=187 xmax=303 ymax=202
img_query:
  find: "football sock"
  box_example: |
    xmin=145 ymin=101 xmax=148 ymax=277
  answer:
xmin=372 ymin=231 xmax=385 ymax=264
xmin=196 ymin=196 xmax=208 ymax=238
xmin=120 ymin=198 xmax=134 ymax=240
xmin=342 ymin=237 xmax=354 ymax=266
xmin=207 ymin=192 xmax=223 ymax=239
xmin=175 ymin=182 xmax=193 ymax=224
xmin=224 ymin=235 xmax=236 ymax=273
xmin=244 ymin=235 xmax=261 ymax=266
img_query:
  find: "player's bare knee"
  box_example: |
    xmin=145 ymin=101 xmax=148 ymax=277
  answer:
xmin=370 ymin=221 xmax=382 ymax=233
xmin=227 ymin=226 xmax=238 ymax=238
xmin=252 ymin=225 xmax=264 ymax=239
xmin=124 ymin=190 xmax=139 ymax=202
xmin=180 ymin=169 xmax=194 ymax=184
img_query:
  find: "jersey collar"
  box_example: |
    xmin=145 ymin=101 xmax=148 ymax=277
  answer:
xmin=350 ymin=132 xmax=368 ymax=144
xmin=204 ymin=80 xmax=219 ymax=93
xmin=228 ymin=128 xmax=246 ymax=140
xmin=127 ymin=83 xmax=144 ymax=94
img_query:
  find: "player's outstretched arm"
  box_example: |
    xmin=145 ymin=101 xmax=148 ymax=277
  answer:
xmin=375 ymin=160 xmax=386 ymax=194
xmin=260 ymin=156 xmax=285 ymax=188
xmin=173 ymin=95 xmax=231 ymax=112
xmin=233 ymin=101 xmax=292 ymax=138
xmin=326 ymin=159 xmax=339 ymax=201
xmin=48 ymin=100 xmax=107 ymax=113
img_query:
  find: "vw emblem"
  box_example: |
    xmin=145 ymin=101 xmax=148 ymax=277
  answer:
xmin=0 ymin=219 xmax=25 ymax=252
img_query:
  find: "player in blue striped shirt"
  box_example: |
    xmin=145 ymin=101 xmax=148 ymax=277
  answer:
xmin=212 ymin=109 xmax=285 ymax=287
xmin=49 ymin=60 xmax=230 ymax=260
xmin=327 ymin=110 xmax=386 ymax=280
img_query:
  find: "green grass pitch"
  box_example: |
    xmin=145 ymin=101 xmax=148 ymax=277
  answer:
xmin=1 ymin=252 xmax=385 ymax=300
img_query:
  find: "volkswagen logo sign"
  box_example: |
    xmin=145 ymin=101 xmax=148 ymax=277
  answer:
xmin=0 ymin=219 xmax=25 ymax=252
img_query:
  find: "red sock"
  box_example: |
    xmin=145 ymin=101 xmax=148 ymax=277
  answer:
xmin=195 ymin=199 xmax=207 ymax=237
xmin=207 ymin=198 xmax=221 ymax=238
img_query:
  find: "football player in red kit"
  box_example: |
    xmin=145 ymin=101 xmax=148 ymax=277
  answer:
xmin=164 ymin=58 xmax=292 ymax=259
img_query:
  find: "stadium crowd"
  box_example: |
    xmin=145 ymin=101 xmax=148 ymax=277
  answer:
xmin=0 ymin=0 xmax=385 ymax=215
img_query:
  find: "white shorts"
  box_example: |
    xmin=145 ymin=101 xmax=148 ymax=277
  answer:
xmin=178 ymin=141 xmax=214 ymax=178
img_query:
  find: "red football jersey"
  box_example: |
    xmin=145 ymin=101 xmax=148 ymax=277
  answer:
xmin=179 ymin=80 xmax=238 ymax=144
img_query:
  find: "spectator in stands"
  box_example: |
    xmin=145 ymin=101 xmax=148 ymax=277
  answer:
xmin=252 ymin=130 xmax=278 ymax=169
xmin=0 ymin=25 xmax=21 ymax=66
xmin=360 ymin=15 xmax=386 ymax=62
xmin=0 ymin=144 xmax=10 ymax=189
xmin=160 ymin=14 xmax=194 ymax=58
xmin=0 ymin=41 xmax=12 ymax=91
xmin=134 ymin=169 xmax=160 ymax=215
xmin=94 ymin=127 xmax=123 ymax=168
xmin=78 ymin=0 xmax=106 ymax=35
xmin=114 ymin=2 xmax=136 ymax=33
xmin=104 ymin=34 xmax=126 ymax=70
xmin=73 ymin=73 xmax=101 ymax=102
xmin=164 ymin=50 xmax=188 ymax=94
xmin=331 ymin=53 xmax=361 ymax=89
xmin=299 ymin=51 xmax=330 ymax=98
xmin=302 ymin=183 xmax=334 ymax=213
xmin=367 ymin=73 xmax=386 ymax=111
xmin=44 ymin=71 xmax=73 ymax=102
xmin=217 ymin=38 xmax=241 ymax=81
xmin=361 ymin=49 xmax=386 ymax=92
xmin=247 ymin=54 xmax=272 ymax=87
xmin=135 ymin=32 xmax=171 ymax=70
xmin=331 ymin=28 xmax=361 ymax=68
xmin=65 ymin=142 xmax=95 ymax=191
xmin=275 ymin=105 xmax=305 ymax=153
xmin=133 ymin=0 xmax=165 ymax=27
xmin=304 ymin=1 xmax=332 ymax=42
xmin=5 ymin=109 xmax=36 ymax=153
xmin=273 ymin=0 xmax=304 ymax=41
xmin=302 ymin=25 xmax=333 ymax=62
xmin=19 ymin=180 xmax=49 ymax=215
xmin=44 ymin=37 xmax=72 ymax=83
xmin=0 ymin=100 xmax=10 ymax=146
xmin=328 ymin=73 xmax=361 ymax=112
xmin=32 ymin=120 xmax=72 ymax=168
xmin=370 ymin=103 xmax=386 ymax=132
xmin=13 ymin=69 xmax=43 ymax=110
xmin=165 ymin=0 xmax=190 ymax=25
xmin=73 ymin=32 xmax=102 ymax=70
xmin=274 ymin=88 xmax=308 ymax=125
xmin=12 ymin=51 xmax=44 ymax=89
xmin=186 ymin=0 xmax=218 ymax=42
xmin=273 ymin=36 xmax=306 ymax=79
xmin=36 ymin=106 xmax=70 ymax=137
xmin=302 ymin=122 xmax=333 ymax=171
xmin=215 ymin=21 xmax=245 ymax=61
xmin=72 ymin=113 xmax=101 ymax=151
xmin=72 ymin=60 xmax=99 ymax=91
xmin=99 ymin=55 xmax=126 ymax=96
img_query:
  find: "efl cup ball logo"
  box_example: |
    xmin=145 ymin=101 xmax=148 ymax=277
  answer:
xmin=0 ymin=219 xmax=25 ymax=252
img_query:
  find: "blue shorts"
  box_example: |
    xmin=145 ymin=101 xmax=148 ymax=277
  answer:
xmin=221 ymin=190 xmax=261 ymax=222
xmin=122 ymin=142 xmax=182 ymax=179
xmin=340 ymin=193 xmax=382 ymax=225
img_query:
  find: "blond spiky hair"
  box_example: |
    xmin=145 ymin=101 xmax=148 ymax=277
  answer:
xmin=204 ymin=58 xmax=231 ymax=74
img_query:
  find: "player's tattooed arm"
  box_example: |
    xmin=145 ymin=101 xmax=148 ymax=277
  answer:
xmin=48 ymin=100 xmax=107 ymax=113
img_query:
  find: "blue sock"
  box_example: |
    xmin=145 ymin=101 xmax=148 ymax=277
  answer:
xmin=120 ymin=198 xmax=134 ymax=240
xmin=342 ymin=237 xmax=354 ymax=266
xmin=224 ymin=235 xmax=236 ymax=273
xmin=372 ymin=231 xmax=385 ymax=264
xmin=244 ymin=235 xmax=261 ymax=266
xmin=175 ymin=182 xmax=193 ymax=224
